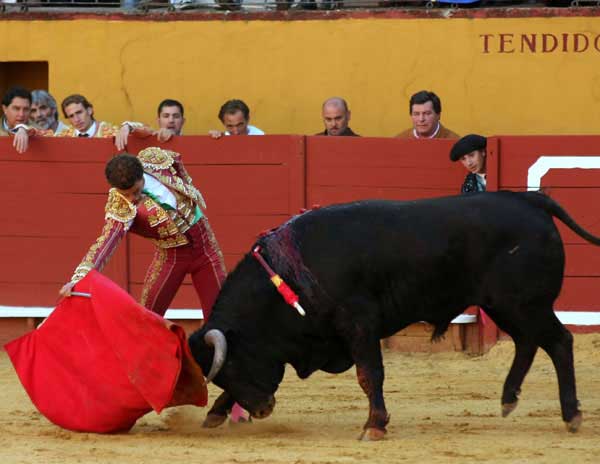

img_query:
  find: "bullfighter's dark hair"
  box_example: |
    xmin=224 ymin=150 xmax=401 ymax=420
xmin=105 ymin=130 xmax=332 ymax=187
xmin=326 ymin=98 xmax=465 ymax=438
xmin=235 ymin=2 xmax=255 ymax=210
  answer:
xmin=409 ymin=90 xmax=442 ymax=115
xmin=218 ymin=99 xmax=250 ymax=122
xmin=2 ymin=86 xmax=32 ymax=107
xmin=105 ymin=153 xmax=144 ymax=190
xmin=157 ymin=98 xmax=184 ymax=117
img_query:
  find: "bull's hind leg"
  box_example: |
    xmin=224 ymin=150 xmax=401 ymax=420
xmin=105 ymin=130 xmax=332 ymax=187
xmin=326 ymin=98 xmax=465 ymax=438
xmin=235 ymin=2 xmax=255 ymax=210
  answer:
xmin=337 ymin=296 xmax=389 ymax=441
xmin=479 ymin=306 xmax=538 ymax=418
xmin=501 ymin=340 xmax=538 ymax=417
xmin=536 ymin=318 xmax=582 ymax=432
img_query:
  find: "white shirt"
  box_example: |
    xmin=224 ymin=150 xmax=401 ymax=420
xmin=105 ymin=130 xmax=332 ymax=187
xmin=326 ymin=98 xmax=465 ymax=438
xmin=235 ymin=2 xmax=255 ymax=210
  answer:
xmin=143 ymin=173 xmax=177 ymax=209
xmin=75 ymin=121 xmax=97 ymax=137
xmin=412 ymin=121 xmax=440 ymax=139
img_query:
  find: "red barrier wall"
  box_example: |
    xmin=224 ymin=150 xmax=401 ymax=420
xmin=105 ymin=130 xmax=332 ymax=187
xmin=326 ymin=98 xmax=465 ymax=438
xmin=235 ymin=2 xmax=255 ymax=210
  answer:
xmin=2 ymin=134 xmax=599 ymax=346
xmin=493 ymin=136 xmax=600 ymax=315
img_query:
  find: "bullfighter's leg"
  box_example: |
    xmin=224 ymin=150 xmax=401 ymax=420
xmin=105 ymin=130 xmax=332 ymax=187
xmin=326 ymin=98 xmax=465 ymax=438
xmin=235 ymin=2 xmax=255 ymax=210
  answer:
xmin=501 ymin=339 xmax=538 ymax=417
xmin=535 ymin=316 xmax=581 ymax=432
xmin=187 ymin=217 xmax=227 ymax=322
xmin=187 ymin=219 xmax=250 ymax=424
xmin=141 ymin=247 xmax=188 ymax=316
xmin=202 ymin=391 xmax=235 ymax=428
xmin=338 ymin=296 xmax=389 ymax=441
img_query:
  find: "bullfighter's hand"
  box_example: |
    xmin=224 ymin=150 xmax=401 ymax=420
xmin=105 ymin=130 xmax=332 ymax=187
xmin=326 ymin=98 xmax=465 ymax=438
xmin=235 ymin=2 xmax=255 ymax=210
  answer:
xmin=59 ymin=282 xmax=76 ymax=298
xmin=115 ymin=125 xmax=130 ymax=151
xmin=208 ymin=130 xmax=223 ymax=139
xmin=13 ymin=128 xmax=29 ymax=154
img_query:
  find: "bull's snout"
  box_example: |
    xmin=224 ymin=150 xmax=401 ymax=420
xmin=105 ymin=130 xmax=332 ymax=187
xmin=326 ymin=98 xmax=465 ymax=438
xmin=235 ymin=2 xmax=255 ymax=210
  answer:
xmin=250 ymin=395 xmax=276 ymax=419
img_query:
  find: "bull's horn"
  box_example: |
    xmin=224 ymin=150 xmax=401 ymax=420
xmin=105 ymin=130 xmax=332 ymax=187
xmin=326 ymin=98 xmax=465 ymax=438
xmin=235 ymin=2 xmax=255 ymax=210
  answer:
xmin=204 ymin=329 xmax=227 ymax=383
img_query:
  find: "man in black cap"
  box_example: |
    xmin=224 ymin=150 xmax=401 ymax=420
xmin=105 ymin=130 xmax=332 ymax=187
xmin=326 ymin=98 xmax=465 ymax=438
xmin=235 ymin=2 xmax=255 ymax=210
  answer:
xmin=449 ymin=134 xmax=487 ymax=194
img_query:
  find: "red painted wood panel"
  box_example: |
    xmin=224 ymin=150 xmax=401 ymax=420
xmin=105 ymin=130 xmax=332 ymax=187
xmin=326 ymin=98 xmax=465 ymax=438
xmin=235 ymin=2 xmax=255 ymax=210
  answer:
xmin=564 ymin=244 xmax=600 ymax=277
xmin=306 ymin=136 xmax=464 ymax=206
xmin=555 ymin=277 xmax=600 ymax=311
xmin=2 ymin=135 xmax=600 ymax=323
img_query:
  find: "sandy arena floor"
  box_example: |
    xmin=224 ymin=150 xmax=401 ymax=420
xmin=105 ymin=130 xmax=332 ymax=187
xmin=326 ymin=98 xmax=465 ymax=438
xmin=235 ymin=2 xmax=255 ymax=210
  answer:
xmin=0 ymin=334 xmax=598 ymax=464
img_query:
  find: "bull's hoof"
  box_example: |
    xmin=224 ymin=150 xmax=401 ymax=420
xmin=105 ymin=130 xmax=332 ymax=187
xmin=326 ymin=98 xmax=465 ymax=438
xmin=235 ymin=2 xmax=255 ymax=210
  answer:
xmin=501 ymin=401 xmax=518 ymax=417
xmin=359 ymin=427 xmax=386 ymax=441
xmin=229 ymin=416 xmax=253 ymax=426
xmin=566 ymin=412 xmax=583 ymax=433
xmin=202 ymin=413 xmax=228 ymax=428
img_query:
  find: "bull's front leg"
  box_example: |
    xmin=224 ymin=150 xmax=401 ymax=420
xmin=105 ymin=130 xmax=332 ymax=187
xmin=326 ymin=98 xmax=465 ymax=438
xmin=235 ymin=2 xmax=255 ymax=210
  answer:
xmin=339 ymin=305 xmax=389 ymax=440
xmin=356 ymin=360 xmax=389 ymax=441
xmin=202 ymin=391 xmax=235 ymax=428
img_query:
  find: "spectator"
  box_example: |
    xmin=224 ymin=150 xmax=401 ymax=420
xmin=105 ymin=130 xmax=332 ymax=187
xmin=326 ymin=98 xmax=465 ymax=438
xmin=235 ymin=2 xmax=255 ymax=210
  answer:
xmin=449 ymin=134 xmax=487 ymax=193
xmin=209 ymin=99 xmax=264 ymax=138
xmin=115 ymin=99 xmax=185 ymax=151
xmin=60 ymin=94 xmax=118 ymax=138
xmin=1 ymin=86 xmax=50 ymax=153
xmin=316 ymin=97 xmax=359 ymax=136
xmin=396 ymin=90 xmax=459 ymax=139
xmin=157 ymin=99 xmax=185 ymax=135
xmin=30 ymin=90 xmax=70 ymax=135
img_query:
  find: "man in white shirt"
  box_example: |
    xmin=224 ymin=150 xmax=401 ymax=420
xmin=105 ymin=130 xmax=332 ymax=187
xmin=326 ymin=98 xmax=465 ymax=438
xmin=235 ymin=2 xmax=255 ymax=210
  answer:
xmin=209 ymin=99 xmax=264 ymax=138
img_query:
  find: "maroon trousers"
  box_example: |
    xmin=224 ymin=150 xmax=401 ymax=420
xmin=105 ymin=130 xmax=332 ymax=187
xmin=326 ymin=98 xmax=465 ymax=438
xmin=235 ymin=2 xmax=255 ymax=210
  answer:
xmin=140 ymin=218 xmax=227 ymax=320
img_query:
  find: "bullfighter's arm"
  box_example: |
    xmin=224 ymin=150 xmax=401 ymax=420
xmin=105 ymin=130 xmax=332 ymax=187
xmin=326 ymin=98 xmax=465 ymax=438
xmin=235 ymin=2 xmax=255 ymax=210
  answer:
xmin=69 ymin=189 xmax=136 ymax=283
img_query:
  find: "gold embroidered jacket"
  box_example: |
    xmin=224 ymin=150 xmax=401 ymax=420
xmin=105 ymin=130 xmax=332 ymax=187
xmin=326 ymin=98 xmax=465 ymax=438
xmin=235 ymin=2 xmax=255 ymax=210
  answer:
xmin=70 ymin=147 xmax=207 ymax=283
xmin=59 ymin=121 xmax=119 ymax=138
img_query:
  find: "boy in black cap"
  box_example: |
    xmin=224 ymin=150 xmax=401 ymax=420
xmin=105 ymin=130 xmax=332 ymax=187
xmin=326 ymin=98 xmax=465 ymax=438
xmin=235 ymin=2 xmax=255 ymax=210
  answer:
xmin=449 ymin=134 xmax=487 ymax=193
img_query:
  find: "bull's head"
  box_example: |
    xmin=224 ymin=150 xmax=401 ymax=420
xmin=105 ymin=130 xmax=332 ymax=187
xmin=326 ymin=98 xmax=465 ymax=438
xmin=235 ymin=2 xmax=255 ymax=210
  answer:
xmin=189 ymin=327 xmax=284 ymax=420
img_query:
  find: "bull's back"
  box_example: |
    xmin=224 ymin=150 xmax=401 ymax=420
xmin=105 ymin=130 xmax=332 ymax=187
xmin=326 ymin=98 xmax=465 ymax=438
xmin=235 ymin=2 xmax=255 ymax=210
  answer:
xmin=289 ymin=193 xmax=565 ymax=308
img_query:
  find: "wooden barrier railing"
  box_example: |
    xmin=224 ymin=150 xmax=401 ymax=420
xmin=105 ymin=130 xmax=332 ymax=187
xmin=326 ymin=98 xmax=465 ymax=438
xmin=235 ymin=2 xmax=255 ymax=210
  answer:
xmin=2 ymin=135 xmax=600 ymax=351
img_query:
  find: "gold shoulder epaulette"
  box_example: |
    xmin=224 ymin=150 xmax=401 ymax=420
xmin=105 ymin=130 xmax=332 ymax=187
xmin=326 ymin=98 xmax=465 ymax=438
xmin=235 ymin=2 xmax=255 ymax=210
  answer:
xmin=138 ymin=147 xmax=175 ymax=171
xmin=105 ymin=188 xmax=137 ymax=224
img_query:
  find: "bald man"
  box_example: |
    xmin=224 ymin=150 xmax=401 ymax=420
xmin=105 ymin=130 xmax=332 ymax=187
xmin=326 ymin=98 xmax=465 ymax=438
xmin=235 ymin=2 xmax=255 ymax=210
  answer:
xmin=316 ymin=97 xmax=359 ymax=136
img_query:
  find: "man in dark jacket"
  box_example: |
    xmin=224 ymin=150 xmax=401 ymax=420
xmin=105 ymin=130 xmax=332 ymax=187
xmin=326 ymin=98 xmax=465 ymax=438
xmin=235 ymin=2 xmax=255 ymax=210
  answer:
xmin=316 ymin=97 xmax=359 ymax=136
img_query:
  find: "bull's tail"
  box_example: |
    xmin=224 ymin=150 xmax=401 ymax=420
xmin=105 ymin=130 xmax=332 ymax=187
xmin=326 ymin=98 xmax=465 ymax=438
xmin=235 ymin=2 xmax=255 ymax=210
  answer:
xmin=522 ymin=191 xmax=600 ymax=246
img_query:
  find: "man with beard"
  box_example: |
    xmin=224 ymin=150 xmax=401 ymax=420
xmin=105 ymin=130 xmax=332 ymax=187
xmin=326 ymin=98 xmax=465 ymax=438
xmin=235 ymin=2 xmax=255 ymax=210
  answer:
xmin=30 ymin=90 xmax=70 ymax=135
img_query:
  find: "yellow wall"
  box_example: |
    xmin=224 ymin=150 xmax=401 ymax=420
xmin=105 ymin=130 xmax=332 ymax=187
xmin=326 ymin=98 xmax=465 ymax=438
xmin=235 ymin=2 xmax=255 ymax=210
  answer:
xmin=2 ymin=14 xmax=600 ymax=136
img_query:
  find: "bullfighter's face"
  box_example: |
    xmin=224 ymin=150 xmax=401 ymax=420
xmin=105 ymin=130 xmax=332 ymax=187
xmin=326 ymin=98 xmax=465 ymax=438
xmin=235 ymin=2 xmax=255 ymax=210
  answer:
xmin=410 ymin=101 xmax=440 ymax=138
xmin=459 ymin=149 xmax=486 ymax=175
xmin=116 ymin=178 xmax=145 ymax=205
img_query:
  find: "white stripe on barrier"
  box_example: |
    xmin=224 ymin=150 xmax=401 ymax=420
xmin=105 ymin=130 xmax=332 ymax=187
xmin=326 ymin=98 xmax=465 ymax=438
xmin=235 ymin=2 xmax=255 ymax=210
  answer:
xmin=1 ymin=306 xmax=599 ymax=325
xmin=527 ymin=155 xmax=600 ymax=191
xmin=0 ymin=306 xmax=203 ymax=320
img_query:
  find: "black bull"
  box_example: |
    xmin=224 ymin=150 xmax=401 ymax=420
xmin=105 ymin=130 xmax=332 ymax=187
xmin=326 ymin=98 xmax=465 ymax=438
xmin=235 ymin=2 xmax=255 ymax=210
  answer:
xmin=189 ymin=191 xmax=600 ymax=440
